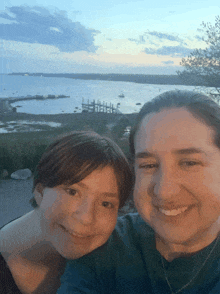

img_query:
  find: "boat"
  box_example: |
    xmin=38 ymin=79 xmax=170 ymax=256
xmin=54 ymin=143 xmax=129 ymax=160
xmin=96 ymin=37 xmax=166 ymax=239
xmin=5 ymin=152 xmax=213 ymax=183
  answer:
xmin=118 ymin=93 xmax=125 ymax=98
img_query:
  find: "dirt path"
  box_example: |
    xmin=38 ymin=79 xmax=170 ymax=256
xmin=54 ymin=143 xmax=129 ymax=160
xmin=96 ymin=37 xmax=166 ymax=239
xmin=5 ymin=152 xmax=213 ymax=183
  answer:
xmin=0 ymin=178 xmax=33 ymax=227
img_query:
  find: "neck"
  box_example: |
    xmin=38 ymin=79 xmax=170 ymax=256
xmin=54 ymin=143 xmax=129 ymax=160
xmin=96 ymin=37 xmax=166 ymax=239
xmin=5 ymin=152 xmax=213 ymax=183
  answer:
xmin=156 ymin=224 xmax=220 ymax=261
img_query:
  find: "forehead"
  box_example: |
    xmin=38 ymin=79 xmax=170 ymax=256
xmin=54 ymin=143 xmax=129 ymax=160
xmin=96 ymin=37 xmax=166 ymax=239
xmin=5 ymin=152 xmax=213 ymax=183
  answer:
xmin=135 ymin=108 xmax=216 ymax=154
xmin=76 ymin=166 xmax=119 ymax=190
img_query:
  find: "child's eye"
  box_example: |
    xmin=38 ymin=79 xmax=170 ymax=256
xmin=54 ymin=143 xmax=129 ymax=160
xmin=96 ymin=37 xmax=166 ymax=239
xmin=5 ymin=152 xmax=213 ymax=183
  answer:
xmin=102 ymin=201 xmax=114 ymax=209
xmin=65 ymin=188 xmax=77 ymax=196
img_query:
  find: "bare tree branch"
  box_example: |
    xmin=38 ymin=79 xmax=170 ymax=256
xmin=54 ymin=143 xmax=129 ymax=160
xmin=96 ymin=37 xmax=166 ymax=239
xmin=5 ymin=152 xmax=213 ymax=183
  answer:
xmin=177 ymin=16 xmax=220 ymax=96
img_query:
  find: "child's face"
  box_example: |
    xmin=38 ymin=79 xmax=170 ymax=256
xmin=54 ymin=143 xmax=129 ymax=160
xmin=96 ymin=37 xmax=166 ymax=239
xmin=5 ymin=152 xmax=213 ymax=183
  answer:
xmin=37 ymin=166 xmax=120 ymax=259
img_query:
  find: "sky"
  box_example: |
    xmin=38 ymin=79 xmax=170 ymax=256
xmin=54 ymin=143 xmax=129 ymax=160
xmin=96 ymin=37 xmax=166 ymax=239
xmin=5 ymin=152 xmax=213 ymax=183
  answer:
xmin=0 ymin=0 xmax=220 ymax=74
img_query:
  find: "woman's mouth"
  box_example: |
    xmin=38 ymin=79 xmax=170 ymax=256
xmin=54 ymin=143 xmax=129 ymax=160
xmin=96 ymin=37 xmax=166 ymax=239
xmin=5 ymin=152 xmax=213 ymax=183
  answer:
xmin=158 ymin=206 xmax=189 ymax=216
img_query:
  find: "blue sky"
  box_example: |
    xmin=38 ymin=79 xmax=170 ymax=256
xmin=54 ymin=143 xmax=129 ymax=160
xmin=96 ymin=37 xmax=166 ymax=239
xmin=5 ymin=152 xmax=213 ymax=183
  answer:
xmin=0 ymin=0 xmax=219 ymax=74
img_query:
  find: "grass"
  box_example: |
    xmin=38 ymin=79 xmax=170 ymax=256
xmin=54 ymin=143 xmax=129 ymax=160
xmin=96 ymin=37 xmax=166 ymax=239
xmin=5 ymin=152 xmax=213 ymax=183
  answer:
xmin=0 ymin=112 xmax=136 ymax=176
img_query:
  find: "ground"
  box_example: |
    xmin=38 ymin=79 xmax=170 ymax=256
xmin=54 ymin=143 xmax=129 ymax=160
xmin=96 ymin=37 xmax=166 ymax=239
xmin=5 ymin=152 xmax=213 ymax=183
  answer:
xmin=0 ymin=178 xmax=33 ymax=228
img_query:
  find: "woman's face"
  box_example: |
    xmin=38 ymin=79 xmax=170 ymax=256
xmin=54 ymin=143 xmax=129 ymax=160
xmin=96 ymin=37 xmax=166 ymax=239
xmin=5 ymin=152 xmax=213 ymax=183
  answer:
xmin=134 ymin=107 xmax=220 ymax=245
xmin=36 ymin=166 xmax=120 ymax=259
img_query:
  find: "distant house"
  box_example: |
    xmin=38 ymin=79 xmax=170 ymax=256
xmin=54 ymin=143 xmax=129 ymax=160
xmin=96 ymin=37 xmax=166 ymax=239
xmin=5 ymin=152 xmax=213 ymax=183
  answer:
xmin=0 ymin=100 xmax=15 ymax=114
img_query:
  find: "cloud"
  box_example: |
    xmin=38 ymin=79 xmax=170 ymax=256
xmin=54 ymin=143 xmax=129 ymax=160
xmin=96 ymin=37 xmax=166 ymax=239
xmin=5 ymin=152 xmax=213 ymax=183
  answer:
xmin=0 ymin=5 xmax=99 ymax=53
xmin=195 ymin=35 xmax=203 ymax=41
xmin=128 ymin=35 xmax=146 ymax=45
xmin=162 ymin=60 xmax=174 ymax=65
xmin=129 ymin=30 xmax=184 ymax=45
xmin=146 ymin=31 xmax=182 ymax=42
xmin=144 ymin=45 xmax=193 ymax=57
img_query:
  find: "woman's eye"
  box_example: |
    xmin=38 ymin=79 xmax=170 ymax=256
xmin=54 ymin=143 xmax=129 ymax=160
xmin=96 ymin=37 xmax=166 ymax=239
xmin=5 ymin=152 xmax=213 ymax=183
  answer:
xmin=181 ymin=161 xmax=200 ymax=167
xmin=102 ymin=201 xmax=114 ymax=209
xmin=139 ymin=163 xmax=158 ymax=169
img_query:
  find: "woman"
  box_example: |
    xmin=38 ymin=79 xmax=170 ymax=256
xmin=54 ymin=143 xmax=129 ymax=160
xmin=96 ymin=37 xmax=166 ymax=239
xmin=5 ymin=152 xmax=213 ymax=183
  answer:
xmin=58 ymin=90 xmax=220 ymax=294
xmin=0 ymin=131 xmax=133 ymax=294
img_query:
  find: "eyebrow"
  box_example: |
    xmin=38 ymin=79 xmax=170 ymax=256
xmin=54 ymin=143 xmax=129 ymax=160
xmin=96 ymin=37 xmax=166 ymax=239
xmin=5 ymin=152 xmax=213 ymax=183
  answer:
xmin=135 ymin=147 xmax=207 ymax=159
xmin=102 ymin=192 xmax=119 ymax=198
xmin=68 ymin=182 xmax=118 ymax=198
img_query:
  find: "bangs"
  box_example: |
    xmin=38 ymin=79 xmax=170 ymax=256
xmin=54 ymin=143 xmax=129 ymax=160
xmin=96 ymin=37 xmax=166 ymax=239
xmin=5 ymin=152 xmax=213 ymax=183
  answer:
xmin=35 ymin=140 xmax=115 ymax=188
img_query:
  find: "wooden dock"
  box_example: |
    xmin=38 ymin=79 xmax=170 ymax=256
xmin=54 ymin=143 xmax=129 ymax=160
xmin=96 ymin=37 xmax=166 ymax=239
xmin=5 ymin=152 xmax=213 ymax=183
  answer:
xmin=82 ymin=99 xmax=119 ymax=113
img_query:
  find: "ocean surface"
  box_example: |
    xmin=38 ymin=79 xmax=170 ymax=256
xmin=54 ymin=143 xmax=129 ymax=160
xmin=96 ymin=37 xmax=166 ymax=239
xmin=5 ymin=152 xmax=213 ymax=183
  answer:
xmin=0 ymin=75 xmax=197 ymax=114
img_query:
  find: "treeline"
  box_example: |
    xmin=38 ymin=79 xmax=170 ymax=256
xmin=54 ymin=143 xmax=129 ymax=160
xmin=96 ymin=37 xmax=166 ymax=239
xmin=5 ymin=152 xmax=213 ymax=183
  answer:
xmin=9 ymin=73 xmax=202 ymax=86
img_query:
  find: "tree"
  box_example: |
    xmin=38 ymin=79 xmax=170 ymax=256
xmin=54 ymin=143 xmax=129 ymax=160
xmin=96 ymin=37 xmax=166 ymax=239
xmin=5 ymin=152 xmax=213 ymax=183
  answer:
xmin=177 ymin=16 xmax=220 ymax=98
xmin=111 ymin=116 xmax=130 ymax=139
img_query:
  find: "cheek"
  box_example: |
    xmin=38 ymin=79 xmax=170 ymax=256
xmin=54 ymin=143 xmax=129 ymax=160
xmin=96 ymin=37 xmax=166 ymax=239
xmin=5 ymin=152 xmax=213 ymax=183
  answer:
xmin=134 ymin=173 xmax=150 ymax=198
xmin=133 ymin=176 xmax=152 ymax=213
xmin=203 ymin=178 xmax=220 ymax=201
xmin=97 ymin=213 xmax=118 ymax=234
xmin=42 ymin=202 xmax=66 ymax=225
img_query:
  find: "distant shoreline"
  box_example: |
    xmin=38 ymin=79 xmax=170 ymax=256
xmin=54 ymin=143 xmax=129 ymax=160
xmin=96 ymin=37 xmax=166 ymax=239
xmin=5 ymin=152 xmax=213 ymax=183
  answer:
xmin=7 ymin=72 xmax=200 ymax=86
xmin=1 ymin=94 xmax=70 ymax=103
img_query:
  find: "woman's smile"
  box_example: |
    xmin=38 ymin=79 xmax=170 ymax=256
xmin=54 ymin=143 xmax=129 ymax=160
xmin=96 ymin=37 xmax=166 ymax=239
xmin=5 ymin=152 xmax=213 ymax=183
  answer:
xmin=154 ymin=204 xmax=197 ymax=225
xmin=158 ymin=206 xmax=189 ymax=216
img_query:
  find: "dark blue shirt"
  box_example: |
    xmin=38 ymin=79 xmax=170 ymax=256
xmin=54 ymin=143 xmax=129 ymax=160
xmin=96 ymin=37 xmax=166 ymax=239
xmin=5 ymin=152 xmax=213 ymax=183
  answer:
xmin=58 ymin=213 xmax=220 ymax=294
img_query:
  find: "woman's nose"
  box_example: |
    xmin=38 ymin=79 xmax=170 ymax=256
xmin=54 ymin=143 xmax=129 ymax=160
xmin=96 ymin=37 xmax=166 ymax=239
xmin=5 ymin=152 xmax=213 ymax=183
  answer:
xmin=153 ymin=168 xmax=181 ymax=200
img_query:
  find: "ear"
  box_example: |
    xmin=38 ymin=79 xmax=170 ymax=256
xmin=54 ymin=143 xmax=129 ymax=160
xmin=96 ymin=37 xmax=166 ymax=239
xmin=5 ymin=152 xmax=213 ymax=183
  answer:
xmin=33 ymin=183 xmax=45 ymax=206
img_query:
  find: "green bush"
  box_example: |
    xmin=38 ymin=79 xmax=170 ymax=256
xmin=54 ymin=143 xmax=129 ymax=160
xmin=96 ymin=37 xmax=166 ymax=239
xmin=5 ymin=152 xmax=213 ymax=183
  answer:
xmin=0 ymin=113 xmax=135 ymax=173
xmin=0 ymin=133 xmax=50 ymax=174
xmin=111 ymin=116 xmax=130 ymax=139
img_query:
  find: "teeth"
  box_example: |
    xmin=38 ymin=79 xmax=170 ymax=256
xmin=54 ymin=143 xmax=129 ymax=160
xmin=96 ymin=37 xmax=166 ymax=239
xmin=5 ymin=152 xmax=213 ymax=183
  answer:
xmin=159 ymin=206 xmax=188 ymax=216
xmin=70 ymin=232 xmax=91 ymax=238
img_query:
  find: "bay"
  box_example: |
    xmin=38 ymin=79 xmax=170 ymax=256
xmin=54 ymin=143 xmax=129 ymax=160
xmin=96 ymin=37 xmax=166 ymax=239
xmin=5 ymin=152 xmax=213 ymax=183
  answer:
xmin=0 ymin=75 xmax=197 ymax=114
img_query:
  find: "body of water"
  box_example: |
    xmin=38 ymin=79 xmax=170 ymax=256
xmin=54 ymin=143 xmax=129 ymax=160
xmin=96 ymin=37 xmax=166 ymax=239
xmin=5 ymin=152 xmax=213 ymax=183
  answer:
xmin=0 ymin=75 xmax=198 ymax=114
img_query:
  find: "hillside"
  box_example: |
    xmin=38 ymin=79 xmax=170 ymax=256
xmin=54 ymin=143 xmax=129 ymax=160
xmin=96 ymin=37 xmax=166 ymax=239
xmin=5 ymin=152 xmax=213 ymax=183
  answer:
xmin=8 ymin=73 xmax=200 ymax=86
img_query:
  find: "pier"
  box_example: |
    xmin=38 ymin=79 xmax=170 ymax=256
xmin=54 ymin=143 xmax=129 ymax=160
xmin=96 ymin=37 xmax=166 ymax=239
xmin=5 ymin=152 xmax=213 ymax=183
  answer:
xmin=82 ymin=99 xmax=119 ymax=113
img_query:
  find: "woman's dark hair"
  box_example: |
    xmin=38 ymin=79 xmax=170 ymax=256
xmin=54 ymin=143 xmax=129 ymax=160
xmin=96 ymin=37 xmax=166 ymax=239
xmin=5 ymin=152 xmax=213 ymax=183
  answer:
xmin=31 ymin=131 xmax=134 ymax=209
xmin=129 ymin=90 xmax=220 ymax=156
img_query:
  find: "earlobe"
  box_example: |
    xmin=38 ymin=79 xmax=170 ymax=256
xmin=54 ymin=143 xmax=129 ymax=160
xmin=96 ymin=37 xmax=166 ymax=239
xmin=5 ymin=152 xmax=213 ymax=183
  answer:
xmin=34 ymin=183 xmax=44 ymax=206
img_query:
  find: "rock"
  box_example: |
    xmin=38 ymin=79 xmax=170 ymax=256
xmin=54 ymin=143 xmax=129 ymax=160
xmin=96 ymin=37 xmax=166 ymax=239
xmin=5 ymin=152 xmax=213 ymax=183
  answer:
xmin=11 ymin=168 xmax=32 ymax=180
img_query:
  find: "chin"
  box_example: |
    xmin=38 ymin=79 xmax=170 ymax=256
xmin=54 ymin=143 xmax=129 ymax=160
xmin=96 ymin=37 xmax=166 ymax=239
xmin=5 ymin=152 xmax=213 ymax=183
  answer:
xmin=155 ymin=227 xmax=200 ymax=246
xmin=57 ymin=247 xmax=89 ymax=260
